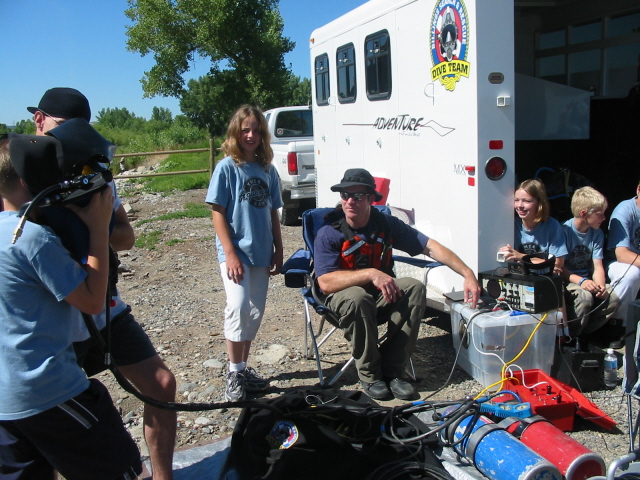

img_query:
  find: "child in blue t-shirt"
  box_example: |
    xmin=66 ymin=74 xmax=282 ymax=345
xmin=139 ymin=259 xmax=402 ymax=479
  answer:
xmin=205 ymin=105 xmax=283 ymax=403
xmin=500 ymin=179 xmax=568 ymax=272
xmin=0 ymin=135 xmax=142 ymax=479
xmin=561 ymin=187 xmax=619 ymax=342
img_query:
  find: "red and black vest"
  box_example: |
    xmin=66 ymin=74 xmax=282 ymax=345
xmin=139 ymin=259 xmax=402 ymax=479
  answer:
xmin=328 ymin=207 xmax=395 ymax=277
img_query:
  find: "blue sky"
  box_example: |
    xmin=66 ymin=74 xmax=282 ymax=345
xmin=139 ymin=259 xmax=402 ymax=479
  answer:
xmin=0 ymin=0 xmax=366 ymax=125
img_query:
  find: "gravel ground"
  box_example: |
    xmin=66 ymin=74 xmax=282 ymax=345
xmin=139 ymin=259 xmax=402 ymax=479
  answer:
xmin=100 ymin=182 xmax=639 ymax=474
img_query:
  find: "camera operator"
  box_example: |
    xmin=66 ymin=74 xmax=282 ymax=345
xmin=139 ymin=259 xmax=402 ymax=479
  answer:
xmin=29 ymin=87 xmax=177 ymax=479
xmin=0 ymin=134 xmax=142 ymax=479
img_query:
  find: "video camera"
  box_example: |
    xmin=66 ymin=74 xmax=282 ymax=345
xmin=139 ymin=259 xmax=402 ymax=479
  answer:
xmin=9 ymin=119 xmax=116 ymax=263
xmin=10 ymin=118 xmax=115 ymax=208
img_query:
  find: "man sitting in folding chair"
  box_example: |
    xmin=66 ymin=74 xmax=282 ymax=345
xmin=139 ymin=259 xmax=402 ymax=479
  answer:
xmin=314 ymin=168 xmax=481 ymax=401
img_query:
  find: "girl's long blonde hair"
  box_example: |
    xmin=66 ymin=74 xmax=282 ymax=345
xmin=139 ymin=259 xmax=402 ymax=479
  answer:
xmin=517 ymin=179 xmax=550 ymax=223
xmin=221 ymin=105 xmax=273 ymax=169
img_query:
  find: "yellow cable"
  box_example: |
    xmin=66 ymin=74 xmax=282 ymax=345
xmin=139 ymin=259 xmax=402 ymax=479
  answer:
xmin=474 ymin=312 xmax=549 ymax=400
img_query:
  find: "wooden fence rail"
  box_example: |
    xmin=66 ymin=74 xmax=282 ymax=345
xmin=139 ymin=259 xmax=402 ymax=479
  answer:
xmin=112 ymin=139 xmax=217 ymax=179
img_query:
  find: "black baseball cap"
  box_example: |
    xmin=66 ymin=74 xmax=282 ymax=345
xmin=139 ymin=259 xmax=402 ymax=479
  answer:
xmin=331 ymin=168 xmax=383 ymax=201
xmin=27 ymin=87 xmax=91 ymax=122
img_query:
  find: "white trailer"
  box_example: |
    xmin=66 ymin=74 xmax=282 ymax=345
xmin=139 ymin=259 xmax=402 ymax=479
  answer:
xmin=310 ymin=0 xmax=517 ymax=303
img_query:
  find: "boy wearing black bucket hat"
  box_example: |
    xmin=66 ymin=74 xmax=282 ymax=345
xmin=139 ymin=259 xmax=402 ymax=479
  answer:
xmin=314 ymin=168 xmax=480 ymax=400
xmin=0 ymin=134 xmax=142 ymax=479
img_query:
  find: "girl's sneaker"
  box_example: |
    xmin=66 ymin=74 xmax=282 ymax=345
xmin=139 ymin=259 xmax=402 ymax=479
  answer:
xmin=243 ymin=366 xmax=268 ymax=392
xmin=225 ymin=371 xmax=246 ymax=402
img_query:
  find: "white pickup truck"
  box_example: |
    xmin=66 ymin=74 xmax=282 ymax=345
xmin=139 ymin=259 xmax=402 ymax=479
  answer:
xmin=264 ymin=106 xmax=316 ymax=225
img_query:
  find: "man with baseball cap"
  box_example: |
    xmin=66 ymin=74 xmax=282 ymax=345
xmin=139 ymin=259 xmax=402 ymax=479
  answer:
xmin=28 ymin=88 xmax=177 ymax=480
xmin=314 ymin=168 xmax=480 ymax=400
xmin=28 ymin=87 xmax=92 ymax=134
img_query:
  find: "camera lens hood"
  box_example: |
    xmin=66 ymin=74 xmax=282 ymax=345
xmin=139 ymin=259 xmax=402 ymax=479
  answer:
xmin=522 ymin=253 xmax=555 ymax=276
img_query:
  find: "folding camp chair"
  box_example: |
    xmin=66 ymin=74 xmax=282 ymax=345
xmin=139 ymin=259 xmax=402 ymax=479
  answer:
xmin=281 ymin=206 xmax=442 ymax=387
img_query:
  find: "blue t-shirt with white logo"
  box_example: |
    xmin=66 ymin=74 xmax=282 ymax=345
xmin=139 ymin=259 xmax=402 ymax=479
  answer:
xmin=515 ymin=216 xmax=567 ymax=258
xmin=206 ymin=156 xmax=283 ymax=267
xmin=562 ymin=218 xmax=603 ymax=278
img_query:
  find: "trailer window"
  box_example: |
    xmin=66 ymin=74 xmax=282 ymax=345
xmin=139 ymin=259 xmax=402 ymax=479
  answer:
xmin=337 ymin=44 xmax=357 ymax=103
xmin=365 ymin=31 xmax=391 ymax=100
xmin=315 ymin=54 xmax=330 ymax=106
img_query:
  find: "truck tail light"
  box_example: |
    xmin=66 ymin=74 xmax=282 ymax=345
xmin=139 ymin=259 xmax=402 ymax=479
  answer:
xmin=485 ymin=156 xmax=507 ymax=181
xmin=287 ymin=152 xmax=298 ymax=175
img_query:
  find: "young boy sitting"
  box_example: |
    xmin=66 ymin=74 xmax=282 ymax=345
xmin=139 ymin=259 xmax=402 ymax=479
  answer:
xmin=562 ymin=186 xmax=619 ymax=349
xmin=0 ymin=134 xmax=142 ymax=479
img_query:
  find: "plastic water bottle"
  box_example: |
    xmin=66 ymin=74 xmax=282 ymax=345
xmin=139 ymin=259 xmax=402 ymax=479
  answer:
xmin=604 ymin=348 xmax=618 ymax=388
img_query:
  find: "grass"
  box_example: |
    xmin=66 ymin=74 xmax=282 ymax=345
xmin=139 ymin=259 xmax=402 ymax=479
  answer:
xmin=135 ymin=230 xmax=163 ymax=250
xmin=134 ymin=203 xmax=213 ymax=250
xmin=135 ymin=203 xmax=211 ymax=227
xmin=126 ymin=144 xmax=221 ymax=250
xmin=140 ymin=140 xmax=224 ymax=193
xmin=166 ymin=238 xmax=185 ymax=246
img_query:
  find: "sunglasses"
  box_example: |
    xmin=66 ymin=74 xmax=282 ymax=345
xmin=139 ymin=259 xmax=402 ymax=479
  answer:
xmin=340 ymin=191 xmax=370 ymax=201
xmin=38 ymin=110 xmax=66 ymax=126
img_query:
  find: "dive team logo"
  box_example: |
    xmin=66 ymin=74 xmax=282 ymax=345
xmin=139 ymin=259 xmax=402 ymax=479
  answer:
xmin=267 ymin=420 xmax=299 ymax=449
xmin=569 ymin=245 xmax=592 ymax=271
xmin=430 ymin=1 xmax=470 ymax=92
xmin=239 ymin=177 xmax=269 ymax=208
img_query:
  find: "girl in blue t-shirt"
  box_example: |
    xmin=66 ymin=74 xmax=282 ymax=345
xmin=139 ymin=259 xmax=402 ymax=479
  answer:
xmin=205 ymin=105 xmax=283 ymax=402
xmin=500 ymin=179 xmax=568 ymax=275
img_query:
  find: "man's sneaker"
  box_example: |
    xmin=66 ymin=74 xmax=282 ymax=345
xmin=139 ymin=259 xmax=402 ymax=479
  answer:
xmin=225 ymin=371 xmax=246 ymax=402
xmin=243 ymin=366 xmax=268 ymax=392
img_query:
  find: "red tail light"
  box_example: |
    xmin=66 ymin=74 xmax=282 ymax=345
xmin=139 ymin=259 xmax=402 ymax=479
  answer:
xmin=287 ymin=152 xmax=298 ymax=175
xmin=485 ymin=156 xmax=507 ymax=181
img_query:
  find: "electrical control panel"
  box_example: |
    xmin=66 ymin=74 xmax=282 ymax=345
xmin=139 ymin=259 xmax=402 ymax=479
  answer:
xmin=479 ymin=270 xmax=563 ymax=313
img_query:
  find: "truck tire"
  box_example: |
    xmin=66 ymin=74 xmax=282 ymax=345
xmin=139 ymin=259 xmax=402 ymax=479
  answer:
xmin=278 ymin=206 xmax=298 ymax=226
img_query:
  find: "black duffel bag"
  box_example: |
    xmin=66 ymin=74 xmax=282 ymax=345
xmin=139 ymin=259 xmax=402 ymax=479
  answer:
xmin=222 ymin=388 xmax=452 ymax=480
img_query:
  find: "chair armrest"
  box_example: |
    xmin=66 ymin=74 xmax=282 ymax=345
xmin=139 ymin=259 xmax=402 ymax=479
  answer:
xmin=282 ymin=249 xmax=311 ymax=272
xmin=282 ymin=249 xmax=312 ymax=288
xmin=393 ymin=255 xmax=442 ymax=269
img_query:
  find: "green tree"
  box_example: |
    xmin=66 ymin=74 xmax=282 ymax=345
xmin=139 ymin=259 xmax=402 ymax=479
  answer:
xmin=284 ymin=74 xmax=312 ymax=106
xmin=180 ymin=71 xmax=311 ymax=137
xmin=125 ymin=0 xmax=295 ymax=109
xmin=151 ymin=106 xmax=172 ymax=123
xmin=96 ymin=107 xmax=144 ymax=130
xmin=179 ymin=72 xmax=246 ymax=137
xmin=0 ymin=124 xmax=9 ymax=135
xmin=13 ymin=119 xmax=36 ymax=134
xmin=147 ymin=106 xmax=173 ymax=134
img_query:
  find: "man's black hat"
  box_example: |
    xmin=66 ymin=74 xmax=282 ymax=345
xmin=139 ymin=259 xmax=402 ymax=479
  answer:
xmin=27 ymin=87 xmax=91 ymax=122
xmin=331 ymin=168 xmax=383 ymax=201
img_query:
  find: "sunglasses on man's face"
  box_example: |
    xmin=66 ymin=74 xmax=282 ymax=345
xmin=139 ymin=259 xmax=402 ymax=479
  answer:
xmin=340 ymin=191 xmax=370 ymax=201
